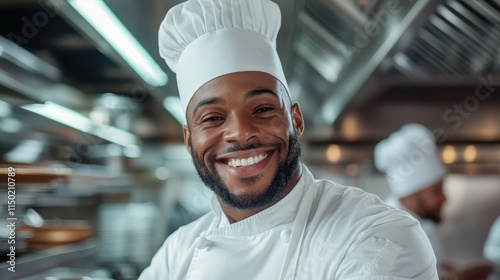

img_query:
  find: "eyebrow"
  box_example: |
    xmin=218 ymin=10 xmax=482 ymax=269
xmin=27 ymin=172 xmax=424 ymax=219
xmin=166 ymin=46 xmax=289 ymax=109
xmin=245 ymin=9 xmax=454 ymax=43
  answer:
xmin=192 ymin=88 xmax=278 ymax=116
xmin=244 ymin=88 xmax=277 ymax=100
xmin=192 ymin=97 xmax=223 ymax=116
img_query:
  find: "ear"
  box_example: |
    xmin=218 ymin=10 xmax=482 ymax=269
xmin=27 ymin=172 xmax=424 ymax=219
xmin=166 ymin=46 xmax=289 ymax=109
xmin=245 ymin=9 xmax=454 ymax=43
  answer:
xmin=182 ymin=124 xmax=192 ymax=155
xmin=291 ymin=103 xmax=304 ymax=137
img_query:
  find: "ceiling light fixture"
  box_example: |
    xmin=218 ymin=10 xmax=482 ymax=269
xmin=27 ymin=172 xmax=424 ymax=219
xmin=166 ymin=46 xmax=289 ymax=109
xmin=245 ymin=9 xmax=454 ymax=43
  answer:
xmin=463 ymin=145 xmax=477 ymax=163
xmin=22 ymin=102 xmax=141 ymax=147
xmin=68 ymin=0 xmax=168 ymax=87
xmin=0 ymin=35 xmax=61 ymax=80
xmin=163 ymin=96 xmax=186 ymax=124
xmin=326 ymin=144 xmax=342 ymax=163
xmin=442 ymin=145 xmax=457 ymax=164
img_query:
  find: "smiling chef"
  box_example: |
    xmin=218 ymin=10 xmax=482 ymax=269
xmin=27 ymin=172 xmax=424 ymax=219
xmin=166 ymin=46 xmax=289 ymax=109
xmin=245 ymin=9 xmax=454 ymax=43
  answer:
xmin=138 ymin=0 xmax=438 ymax=279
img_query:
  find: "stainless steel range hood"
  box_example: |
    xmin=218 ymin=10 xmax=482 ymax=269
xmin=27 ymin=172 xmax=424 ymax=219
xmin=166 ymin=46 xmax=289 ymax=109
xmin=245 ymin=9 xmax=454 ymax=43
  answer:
xmin=283 ymin=0 xmax=500 ymax=171
xmin=0 ymin=0 xmax=498 ymax=171
xmin=286 ymin=0 xmax=500 ymax=128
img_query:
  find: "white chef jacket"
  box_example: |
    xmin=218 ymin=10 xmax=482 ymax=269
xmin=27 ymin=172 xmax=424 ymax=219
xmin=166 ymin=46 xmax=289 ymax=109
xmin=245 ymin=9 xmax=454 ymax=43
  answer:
xmin=485 ymin=216 xmax=500 ymax=263
xmin=385 ymin=195 xmax=445 ymax=276
xmin=140 ymin=165 xmax=437 ymax=279
xmin=485 ymin=216 xmax=500 ymax=280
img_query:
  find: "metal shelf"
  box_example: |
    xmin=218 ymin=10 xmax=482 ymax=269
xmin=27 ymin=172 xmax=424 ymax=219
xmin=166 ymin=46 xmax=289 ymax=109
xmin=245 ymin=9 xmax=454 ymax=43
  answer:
xmin=0 ymin=239 xmax=98 ymax=280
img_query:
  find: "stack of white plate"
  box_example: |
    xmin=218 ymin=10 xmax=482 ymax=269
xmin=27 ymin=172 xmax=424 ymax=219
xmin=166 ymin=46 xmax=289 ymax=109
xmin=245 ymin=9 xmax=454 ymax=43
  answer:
xmin=97 ymin=203 xmax=158 ymax=268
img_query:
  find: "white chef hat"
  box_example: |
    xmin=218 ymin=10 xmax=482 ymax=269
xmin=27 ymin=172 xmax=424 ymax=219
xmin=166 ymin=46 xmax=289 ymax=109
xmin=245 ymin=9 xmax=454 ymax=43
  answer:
xmin=484 ymin=216 xmax=500 ymax=263
xmin=374 ymin=123 xmax=447 ymax=198
xmin=158 ymin=0 xmax=289 ymax=116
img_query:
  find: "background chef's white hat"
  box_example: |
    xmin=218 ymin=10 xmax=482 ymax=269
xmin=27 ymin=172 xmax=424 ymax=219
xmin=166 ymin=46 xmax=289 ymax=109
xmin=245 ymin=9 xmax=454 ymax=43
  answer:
xmin=374 ymin=123 xmax=447 ymax=198
xmin=158 ymin=0 xmax=289 ymax=115
xmin=484 ymin=216 xmax=500 ymax=263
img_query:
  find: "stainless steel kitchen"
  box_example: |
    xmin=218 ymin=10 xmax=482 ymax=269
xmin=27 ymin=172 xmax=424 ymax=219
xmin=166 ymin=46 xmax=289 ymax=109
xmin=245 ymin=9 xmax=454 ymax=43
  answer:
xmin=0 ymin=0 xmax=499 ymax=279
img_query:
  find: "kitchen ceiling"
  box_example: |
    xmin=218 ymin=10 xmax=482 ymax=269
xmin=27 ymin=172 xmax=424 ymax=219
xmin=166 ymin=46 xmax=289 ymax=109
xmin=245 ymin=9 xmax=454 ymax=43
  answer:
xmin=0 ymin=0 xmax=499 ymax=170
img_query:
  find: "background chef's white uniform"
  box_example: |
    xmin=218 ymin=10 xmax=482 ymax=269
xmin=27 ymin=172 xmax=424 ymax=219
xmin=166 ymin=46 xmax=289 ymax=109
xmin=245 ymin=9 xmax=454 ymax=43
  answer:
xmin=139 ymin=165 xmax=437 ymax=280
xmin=385 ymin=195 xmax=445 ymax=270
xmin=375 ymin=123 xmax=448 ymax=277
xmin=485 ymin=216 xmax=500 ymax=280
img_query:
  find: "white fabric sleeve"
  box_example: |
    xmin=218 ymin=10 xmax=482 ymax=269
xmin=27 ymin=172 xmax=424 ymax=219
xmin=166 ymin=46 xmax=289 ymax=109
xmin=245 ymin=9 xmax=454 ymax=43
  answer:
xmin=337 ymin=213 xmax=438 ymax=280
xmin=138 ymin=238 xmax=169 ymax=280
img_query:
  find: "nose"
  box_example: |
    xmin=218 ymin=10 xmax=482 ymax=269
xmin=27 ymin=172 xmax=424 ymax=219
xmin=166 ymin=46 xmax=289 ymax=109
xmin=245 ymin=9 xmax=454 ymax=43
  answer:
xmin=223 ymin=115 xmax=260 ymax=144
xmin=439 ymin=189 xmax=447 ymax=204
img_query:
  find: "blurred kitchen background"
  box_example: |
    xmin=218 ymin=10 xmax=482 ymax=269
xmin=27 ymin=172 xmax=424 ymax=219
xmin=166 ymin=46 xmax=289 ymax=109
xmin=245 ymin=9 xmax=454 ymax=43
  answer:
xmin=0 ymin=0 xmax=499 ymax=279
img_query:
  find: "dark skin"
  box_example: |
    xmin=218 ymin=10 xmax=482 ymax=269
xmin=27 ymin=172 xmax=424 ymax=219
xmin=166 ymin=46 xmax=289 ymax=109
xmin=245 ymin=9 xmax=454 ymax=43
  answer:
xmin=183 ymin=71 xmax=305 ymax=223
xmin=400 ymin=179 xmax=447 ymax=223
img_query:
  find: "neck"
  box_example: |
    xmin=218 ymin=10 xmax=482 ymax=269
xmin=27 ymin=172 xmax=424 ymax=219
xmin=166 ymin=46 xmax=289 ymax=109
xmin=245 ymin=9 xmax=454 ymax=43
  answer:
xmin=220 ymin=164 xmax=303 ymax=223
xmin=399 ymin=196 xmax=423 ymax=218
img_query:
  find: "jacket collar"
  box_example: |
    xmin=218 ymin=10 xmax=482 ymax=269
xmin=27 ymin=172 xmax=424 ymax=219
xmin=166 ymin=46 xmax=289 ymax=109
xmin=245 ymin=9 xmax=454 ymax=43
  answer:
xmin=207 ymin=163 xmax=313 ymax=237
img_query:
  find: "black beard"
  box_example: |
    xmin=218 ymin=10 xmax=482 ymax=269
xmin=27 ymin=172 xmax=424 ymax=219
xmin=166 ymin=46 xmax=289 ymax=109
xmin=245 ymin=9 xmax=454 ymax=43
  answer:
xmin=424 ymin=212 xmax=442 ymax=224
xmin=190 ymin=132 xmax=301 ymax=210
xmin=417 ymin=196 xmax=442 ymax=224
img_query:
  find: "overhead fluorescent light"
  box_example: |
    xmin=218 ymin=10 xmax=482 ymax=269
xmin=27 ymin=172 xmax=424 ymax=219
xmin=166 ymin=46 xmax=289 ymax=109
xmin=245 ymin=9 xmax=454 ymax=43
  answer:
xmin=22 ymin=102 xmax=141 ymax=147
xmin=23 ymin=102 xmax=93 ymax=132
xmin=68 ymin=0 xmax=168 ymax=87
xmin=4 ymin=139 xmax=44 ymax=163
xmin=1 ymin=118 xmax=23 ymax=134
xmin=163 ymin=96 xmax=186 ymax=124
xmin=0 ymin=35 xmax=61 ymax=80
xmin=0 ymin=100 xmax=11 ymax=117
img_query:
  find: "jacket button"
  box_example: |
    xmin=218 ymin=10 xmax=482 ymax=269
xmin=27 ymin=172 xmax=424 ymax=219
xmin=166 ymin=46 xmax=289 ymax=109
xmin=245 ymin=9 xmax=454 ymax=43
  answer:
xmin=280 ymin=229 xmax=291 ymax=243
xmin=194 ymin=237 xmax=210 ymax=249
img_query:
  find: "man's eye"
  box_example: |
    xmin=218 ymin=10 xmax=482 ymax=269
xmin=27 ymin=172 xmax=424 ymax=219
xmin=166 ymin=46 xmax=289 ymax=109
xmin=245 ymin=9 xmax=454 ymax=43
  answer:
xmin=203 ymin=116 xmax=223 ymax=122
xmin=255 ymin=107 xmax=274 ymax=113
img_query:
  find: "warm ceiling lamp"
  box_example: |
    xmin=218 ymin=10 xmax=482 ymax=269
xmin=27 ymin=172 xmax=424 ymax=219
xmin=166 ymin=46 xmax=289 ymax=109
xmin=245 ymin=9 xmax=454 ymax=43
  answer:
xmin=463 ymin=145 xmax=477 ymax=163
xmin=326 ymin=144 xmax=342 ymax=163
xmin=442 ymin=145 xmax=457 ymax=164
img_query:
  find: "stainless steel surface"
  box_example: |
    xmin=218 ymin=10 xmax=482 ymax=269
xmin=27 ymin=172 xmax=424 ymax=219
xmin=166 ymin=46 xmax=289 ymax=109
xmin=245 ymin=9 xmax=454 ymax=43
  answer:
xmin=0 ymin=239 xmax=98 ymax=280
xmin=0 ymin=0 xmax=498 ymax=170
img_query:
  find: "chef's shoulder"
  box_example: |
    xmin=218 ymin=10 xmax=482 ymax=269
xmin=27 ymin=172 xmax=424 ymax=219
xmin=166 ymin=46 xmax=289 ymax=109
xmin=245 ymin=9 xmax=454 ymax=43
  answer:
xmin=309 ymin=179 xmax=438 ymax=279
xmin=311 ymin=178 xmax=409 ymax=220
xmin=311 ymin=178 xmax=417 ymax=218
xmin=165 ymin=211 xmax=216 ymax=251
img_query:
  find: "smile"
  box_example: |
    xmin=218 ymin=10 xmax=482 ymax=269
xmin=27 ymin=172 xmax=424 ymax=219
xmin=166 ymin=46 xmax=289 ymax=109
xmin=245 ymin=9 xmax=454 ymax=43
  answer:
xmin=226 ymin=152 xmax=269 ymax=167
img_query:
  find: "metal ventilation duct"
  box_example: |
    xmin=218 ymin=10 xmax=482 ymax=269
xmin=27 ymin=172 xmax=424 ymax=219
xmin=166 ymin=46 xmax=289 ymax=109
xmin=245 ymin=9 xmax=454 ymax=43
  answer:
xmin=394 ymin=0 xmax=500 ymax=78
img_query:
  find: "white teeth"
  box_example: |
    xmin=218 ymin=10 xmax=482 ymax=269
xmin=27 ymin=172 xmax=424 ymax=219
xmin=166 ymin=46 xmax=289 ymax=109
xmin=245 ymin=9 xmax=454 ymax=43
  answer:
xmin=227 ymin=153 xmax=269 ymax=167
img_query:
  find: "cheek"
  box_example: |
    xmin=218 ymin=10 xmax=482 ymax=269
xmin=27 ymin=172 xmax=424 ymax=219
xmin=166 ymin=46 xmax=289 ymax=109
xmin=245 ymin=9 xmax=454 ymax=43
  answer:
xmin=432 ymin=196 xmax=443 ymax=208
xmin=267 ymin=117 xmax=293 ymax=136
xmin=191 ymin=131 xmax=217 ymax=155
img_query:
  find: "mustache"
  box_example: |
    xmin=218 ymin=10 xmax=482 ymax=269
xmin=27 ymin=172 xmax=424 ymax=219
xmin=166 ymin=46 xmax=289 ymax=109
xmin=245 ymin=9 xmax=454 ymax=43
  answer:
xmin=216 ymin=141 xmax=267 ymax=155
xmin=210 ymin=140 xmax=282 ymax=161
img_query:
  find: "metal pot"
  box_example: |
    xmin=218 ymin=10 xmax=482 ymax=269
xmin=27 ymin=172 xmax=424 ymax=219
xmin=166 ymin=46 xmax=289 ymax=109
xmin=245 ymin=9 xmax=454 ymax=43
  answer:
xmin=18 ymin=220 xmax=92 ymax=248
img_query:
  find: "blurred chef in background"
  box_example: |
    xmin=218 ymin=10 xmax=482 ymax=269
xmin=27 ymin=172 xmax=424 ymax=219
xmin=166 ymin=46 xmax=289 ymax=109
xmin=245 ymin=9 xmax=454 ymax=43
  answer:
xmin=375 ymin=123 xmax=493 ymax=280
xmin=375 ymin=123 xmax=449 ymax=276
xmin=485 ymin=216 xmax=500 ymax=280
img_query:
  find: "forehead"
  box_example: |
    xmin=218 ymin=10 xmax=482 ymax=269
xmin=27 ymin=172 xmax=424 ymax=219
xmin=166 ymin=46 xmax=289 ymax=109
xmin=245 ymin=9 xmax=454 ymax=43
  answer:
xmin=188 ymin=71 xmax=286 ymax=109
xmin=424 ymin=179 xmax=444 ymax=193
